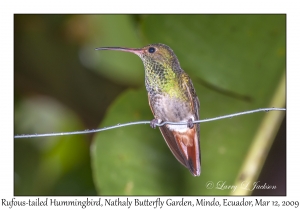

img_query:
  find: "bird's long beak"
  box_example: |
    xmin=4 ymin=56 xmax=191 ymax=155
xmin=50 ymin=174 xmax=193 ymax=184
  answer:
xmin=95 ymin=47 xmax=143 ymax=56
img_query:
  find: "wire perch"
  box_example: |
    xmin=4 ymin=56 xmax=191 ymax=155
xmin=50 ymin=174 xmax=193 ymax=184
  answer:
xmin=14 ymin=107 xmax=286 ymax=139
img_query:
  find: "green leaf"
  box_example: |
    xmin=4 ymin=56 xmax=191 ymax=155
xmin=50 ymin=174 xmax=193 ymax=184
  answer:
xmin=91 ymin=15 xmax=285 ymax=195
xmin=141 ymin=15 xmax=285 ymax=98
xmin=14 ymin=97 xmax=96 ymax=195
xmin=92 ymin=89 xmax=185 ymax=195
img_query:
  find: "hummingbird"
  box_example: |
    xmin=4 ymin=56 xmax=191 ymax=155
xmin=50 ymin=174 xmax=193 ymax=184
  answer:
xmin=96 ymin=43 xmax=201 ymax=176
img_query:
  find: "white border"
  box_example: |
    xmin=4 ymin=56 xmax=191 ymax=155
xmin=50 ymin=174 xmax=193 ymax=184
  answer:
xmin=2 ymin=0 xmax=299 ymax=209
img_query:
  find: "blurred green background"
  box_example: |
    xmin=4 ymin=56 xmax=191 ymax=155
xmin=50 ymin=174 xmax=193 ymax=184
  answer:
xmin=14 ymin=14 xmax=286 ymax=195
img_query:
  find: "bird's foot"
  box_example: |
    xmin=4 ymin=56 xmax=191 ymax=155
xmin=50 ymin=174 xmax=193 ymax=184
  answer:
xmin=187 ymin=118 xmax=194 ymax=129
xmin=150 ymin=119 xmax=159 ymax=129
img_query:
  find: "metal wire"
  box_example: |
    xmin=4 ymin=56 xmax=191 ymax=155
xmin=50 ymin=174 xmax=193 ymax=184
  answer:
xmin=14 ymin=107 xmax=286 ymax=138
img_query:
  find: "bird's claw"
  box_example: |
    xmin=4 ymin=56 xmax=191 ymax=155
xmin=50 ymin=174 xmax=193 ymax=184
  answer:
xmin=150 ymin=119 xmax=159 ymax=129
xmin=187 ymin=118 xmax=194 ymax=129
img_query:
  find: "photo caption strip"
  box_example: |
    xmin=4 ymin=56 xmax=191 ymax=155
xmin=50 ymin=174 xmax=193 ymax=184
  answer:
xmin=1 ymin=197 xmax=299 ymax=209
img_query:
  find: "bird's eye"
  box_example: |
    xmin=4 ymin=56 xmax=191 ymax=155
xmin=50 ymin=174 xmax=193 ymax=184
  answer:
xmin=148 ymin=47 xmax=156 ymax=53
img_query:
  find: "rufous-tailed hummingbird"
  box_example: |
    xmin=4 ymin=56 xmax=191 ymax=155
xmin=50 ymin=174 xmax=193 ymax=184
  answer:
xmin=96 ymin=43 xmax=201 ymax=176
